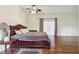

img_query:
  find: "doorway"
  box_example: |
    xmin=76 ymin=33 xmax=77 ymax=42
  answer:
xmin=40 ymin=18 xmax=57 ymax=48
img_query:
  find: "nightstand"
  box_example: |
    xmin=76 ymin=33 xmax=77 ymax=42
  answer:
xmin=0 ymin=41 xmax=10 ymax=54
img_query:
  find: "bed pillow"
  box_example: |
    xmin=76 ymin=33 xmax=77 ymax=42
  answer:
xmin=15 ymin=30 xmax=23 ymax=34
xmin=20 ymin=29 xmax=29 ymax=34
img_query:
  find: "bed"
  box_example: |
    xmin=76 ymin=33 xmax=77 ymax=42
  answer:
xmin=9 ymin=25 xmax=50 ymax=49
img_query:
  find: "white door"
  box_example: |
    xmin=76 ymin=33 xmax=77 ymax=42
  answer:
xmin=43 ymin=19 xmax=55 ymax=37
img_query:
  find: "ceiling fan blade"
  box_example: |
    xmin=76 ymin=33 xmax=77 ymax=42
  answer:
xmin=25 ymin=8 xmax=31 ymax=10
xmin=37 ymin=9 xmax=42 ymax=11
xmin=32 ymin=5 xmax=35 ymax=7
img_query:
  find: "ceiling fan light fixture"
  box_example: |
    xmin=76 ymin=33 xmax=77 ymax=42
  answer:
xmin=25 ymin=5 xmax=42 ymax=14
xmin=32 ymin=6 xmax=37 ymax=10
xmin=30 ymin=10 xmax=36 ymax=14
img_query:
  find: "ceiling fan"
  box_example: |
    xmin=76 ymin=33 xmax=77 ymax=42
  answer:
xmin=25 ymin=5 xmax=42 ymax=14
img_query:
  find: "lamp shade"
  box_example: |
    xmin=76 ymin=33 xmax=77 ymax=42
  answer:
xmin=0 ymin=22 xmax=10 ymax=41
xmin=0 ymin=22 xmax=9 ymax=29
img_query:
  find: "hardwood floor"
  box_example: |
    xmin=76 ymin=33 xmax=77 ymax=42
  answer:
xmin=0 ymin=36 xmax=79 ymax=54
xmin=55 ymin=36 xmax=78 ymax=53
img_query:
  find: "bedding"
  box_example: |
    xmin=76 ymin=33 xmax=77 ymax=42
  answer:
xmin=11 ymin=32 xmax=50 ymax=42
xmin=15 ymin=29 xmax=29 ymax=34
xmin=15 ymin=30 xmax=22 ymax=34
xmin=20 ymin=29 xmax=29 ymax=33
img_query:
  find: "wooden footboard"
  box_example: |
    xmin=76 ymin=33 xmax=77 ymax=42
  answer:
xmin=10 ymin=39 xmax=50 ymax=49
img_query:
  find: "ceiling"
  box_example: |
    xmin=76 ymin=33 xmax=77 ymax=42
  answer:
xmin=20 ymin=5 xmax=78 ymax=14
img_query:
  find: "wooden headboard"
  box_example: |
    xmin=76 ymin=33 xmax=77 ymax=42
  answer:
xmin=9 ymin=24 xmax=27 ymax=36
xmin=9 ymin=25 xmax=16 ymax=36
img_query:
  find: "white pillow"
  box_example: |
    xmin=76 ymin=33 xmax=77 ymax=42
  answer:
xmin=15 ymin=30 xmax=22 ymax=34
xmin=20 ymin=29 xmax=29 ymax=34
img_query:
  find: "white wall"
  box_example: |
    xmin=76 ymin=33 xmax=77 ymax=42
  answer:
xmin=77 ymin=6 xmax=79 ymax=51
xmin=78 ymin=6 xmax=79 ymax=36
xmin=0 ymin=5 xmax=27 ymax=26
xmin=27 ymin=12 xmax=78 ymax=36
